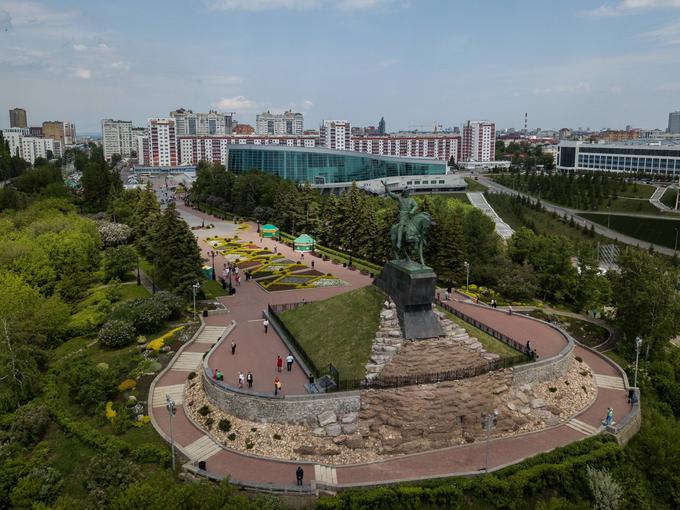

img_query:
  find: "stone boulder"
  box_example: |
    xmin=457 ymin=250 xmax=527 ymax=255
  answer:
xmin=325 ymin=423 xmax=342 ymax=437
xmin=318 ymin=411 xmax=337 ymax=427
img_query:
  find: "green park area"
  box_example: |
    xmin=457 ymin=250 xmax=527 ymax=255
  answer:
xmin=464 ymin=176 xmax=488 ymax=192
xmin=580 ymin=212 xmax=680 ymax=250
xmin=661 ymin=187 xmax=679 ymax=209
xmin=278 ymin=286 xmax=385 ymax=380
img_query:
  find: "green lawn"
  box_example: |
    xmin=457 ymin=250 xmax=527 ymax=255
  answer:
xmin=434 ymin=192 xmax=470 ymax=205
xmin=120 ymin=282 xmax=151 ymax=300
xmin=485 ymin=192 xmax=604 ymax=245
xmin=438 ymin=306 xmax=524 ymax=358
xmin=277 ymin=285 xmax=385 ymax=380
xmin=201 ymin=278 xmax=229 ymax=299
xmin=464 ymin=177 xmax=488 ymax=192
xmin=580 ymin=213 xmax=680 ymax=250
xmin=661 ymin=188 xmax=678 ymax=209
xmin=617 ymin=182 xmax=656 ymax=199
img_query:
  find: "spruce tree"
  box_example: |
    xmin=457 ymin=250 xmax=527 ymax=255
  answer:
xmin=152 ymin=202 xmax=202 ymax=297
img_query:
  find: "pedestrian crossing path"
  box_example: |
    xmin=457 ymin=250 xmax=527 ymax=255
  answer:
xmin=594 ymin=374 xmax=626 ymax=390
xmin=566 ymin=418 xmax=601 ymax=436
xmin=315 ymin=464 xmax=338 ymax=486
xmin=183 ymin=436 xmax=223 ymax=462
xmin=152 ymin=384 xmax=185 ymax=407
xmin=173 ymin=352 xmax=205 ymax=371
xmin=194 ymin=326 xmax=228 ymax=344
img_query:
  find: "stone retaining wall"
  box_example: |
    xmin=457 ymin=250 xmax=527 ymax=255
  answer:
xmin=202 ymin=373 xmax=361 ymax=424
xmin=511 ymin=320 xmax=575 ymax=386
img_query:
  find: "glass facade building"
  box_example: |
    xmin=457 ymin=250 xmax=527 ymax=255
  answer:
xmin=226 ymin=145 xmax=446 ymax=184
xmin=558 ymin=141 xmax=680 ymax=176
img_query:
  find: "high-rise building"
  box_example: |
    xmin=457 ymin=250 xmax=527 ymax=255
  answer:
xmin=1 ymin=128 xmax=60 ymax=164
xmin=42 ymin=121 xmax=76 ymax=145
xmin=170 ymin=108 xmax=234 ymax=136
xmin=351 ymin=134 xmax=460 ymax=162
xmin=462 ymin=120 xmax=495 ymax=162
xmin=9 ymin=108 xmax=27 ymax=128
xmin=378 ymin=117 xmax=386 ymax=135
xmin=101 ymin=119 xmax=133 ymax=160
xmin=29 ymin=126 xmax=42 ymax=137
xmin=148 ymin=118 xmax=177 ymax=167
xmin=136 ymin=136 xmax=149 ymax=165
xmin=669 ymin=111 xmax=680 ymax=134
xmin=256 ymin=111 xmax=304 ymax=136
xmin=319 ymin=120 xmax=351 ymax=150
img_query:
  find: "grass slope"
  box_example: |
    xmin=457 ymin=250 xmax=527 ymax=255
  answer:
xmin=580 ymin=213 xmax=680 ymax=250
xmin=278 ymin=285 xmax=385 ymax=380
xmin=464 ymin=177 xmax=488 ymax=192
xmin=661 ymin=188 xmax=679 ymax=209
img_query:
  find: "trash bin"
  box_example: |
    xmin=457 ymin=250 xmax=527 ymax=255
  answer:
xmin=202 ymin=310 xmax=208 ymax=317
xmin=198 ymin=460 xmax=206 ymax=471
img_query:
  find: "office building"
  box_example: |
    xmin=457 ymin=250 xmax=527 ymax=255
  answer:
xmin=669 ymin=111 xmax=680 ymax=134
xmin=101 ymin=119 xmax=133 ymax=160
xmin=42 ymin=121 xmax=76 ymax=145
xmin=177 ymin=135 xmax=318 ymax=166
xmin=227 ymin=145 xmax=446 ymax=185
xmin=378 ymin=117 xmax=386 ymax=135
xmin=557 ymin=141 xmax=680 ymax=176
xmin=351 ymin=134 xmax=460 ymax=162
xmin=256 ymin=111 xmax=304 ymax=136
xmin=320 ymin=120 xmax=351 ymax=150
xmin=9 ymin=108 xmax=27 ymax=128
xmin=462 ymin=120 xmax=495 ymax=162
xmin=148 ymin=118 xmax=177 ymax=167
xmin=170 ymin=108 xmax=234 ymax=136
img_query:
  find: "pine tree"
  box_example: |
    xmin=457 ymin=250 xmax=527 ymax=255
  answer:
xmin=152 ymin=202 xmax=202 ymax=297
xmin=133 ymin=183 xmax=160 ymax=257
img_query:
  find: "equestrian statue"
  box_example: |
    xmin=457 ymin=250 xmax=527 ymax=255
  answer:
xmin=382 ymin=181 xmax=433 ymax=266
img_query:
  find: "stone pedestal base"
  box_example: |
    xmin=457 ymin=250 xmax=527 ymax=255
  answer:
xmin=375 ymin=261 xmax=444 ymax=339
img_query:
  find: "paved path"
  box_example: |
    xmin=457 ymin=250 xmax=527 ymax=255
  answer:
xmin=466 ymin=192 xmax=514 ymax=240
xmin=479 ymin=176 xmax=678 ymax=256
xmin=149 ymin=203 xmax=633 ymax=490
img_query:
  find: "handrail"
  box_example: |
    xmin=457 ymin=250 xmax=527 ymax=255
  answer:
xmin=435 ymin=298 xmax=529 ymax=354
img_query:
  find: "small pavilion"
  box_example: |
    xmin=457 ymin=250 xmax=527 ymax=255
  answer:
xmin=293 ymin=234 xmax=316 ymax=252
xmin=261 ymin=224 xmax=279 ymax=239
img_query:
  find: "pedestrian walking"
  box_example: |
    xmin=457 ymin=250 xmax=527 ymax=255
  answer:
xmin=601 ymin=407 xmax=614 ymax=426
xmin=525 ymin=340 xmax=532 ymax=355
xmin=238 ymin=371 xmax=244 ymax=389
xmin=444 ymin=290 xmax=450 ymax=301
xmin=276 ymin=355 xmax=283 ymax=372
xmin=296 ymin=466 xmax=304 ymax=486
xmin=263 ymin=319 xmax=269 ymax=334
xmin=301 ymin=253 xmax=305 ymax=260
xmin=508 ymin=305 xmax=513 ymax=315
xmin=286 ymin=353 xmax=294 ymax=371
xmin=231 ymin=341 xmax=236 ymax=355
xmin=274 ymin=376 xmax=282 ymax=396
xmin=311 ymin=260 xmax=315 ymax=269
xmin=491 ymin=298 xmax=497 ymax=309
xmin=247 ymin=371 xmax=253 ymax=389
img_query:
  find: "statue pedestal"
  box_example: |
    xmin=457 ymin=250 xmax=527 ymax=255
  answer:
xmin=375 ymin=261 xmax=444 ymax=339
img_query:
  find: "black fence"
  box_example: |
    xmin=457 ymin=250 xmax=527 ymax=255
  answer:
xmin=267 ymin=303 xmax=320 ymax=378
xmin=435 ymin=298 xmax=529 ymax=354
xmin=335 ymin=355 xmax=527 ymax=391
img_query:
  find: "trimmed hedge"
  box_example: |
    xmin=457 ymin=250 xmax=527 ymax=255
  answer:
xmin=42 ymin=373 xmax=171 ymax=467
xmin=316 ymin=436 xmax=621 ymax=510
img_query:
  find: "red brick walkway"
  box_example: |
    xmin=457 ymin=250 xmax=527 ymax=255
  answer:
xmin=149 ymin=204 xmax=633 ymax=489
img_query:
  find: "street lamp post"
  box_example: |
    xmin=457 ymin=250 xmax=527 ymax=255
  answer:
xmin=481 ymin=410 xmax=498 ymax=472
xmin=464 ymin=261 xmax=470 ymax=290
xmin=192 ymin=282 xmax=200 ymax=320
xmin=607 ymin=206 xmax=611 ymax=230
xmin=634 ymin=336 xmax=643 ymax=389
xmin=208 ymin=251 xmax=216 ymax=281
xmin=136 ymin=254 xmax=141 ymax=286
xmin=166 ymin=394 xmax=176 ymax=471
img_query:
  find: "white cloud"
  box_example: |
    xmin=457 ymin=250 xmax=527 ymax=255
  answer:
xmin=206 ymin=0 xmax=395 ymax=10
xmin=639 ymin=20 xmax=680 ymax=44
xmin=303 ymin=100 xmax=314 ymax=109
xmin=200 ymin=74 xmax=243 ymax=86
xmin=213 ymin=95 xmax=257 ymax=112
xmin=73 ymin=67 xmax=92 ymax=79
xmin=72 ymin=43 xmax=87 ymax=51
xmin=583 ymin=0 xmax=680 ymax=16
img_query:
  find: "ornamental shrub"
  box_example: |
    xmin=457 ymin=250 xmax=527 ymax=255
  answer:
xmin=10 ymin=467 xmax=63 ymax=509
xmin=98 ymin=319 xmax=136 ymax=348
xmin=62 ymin=356 xmax=118 ymax=412
xmin=218 ymin=419 xmax=231 ymax=432
xmin=10 ymin=400 xmax=50 ymax=446
xmin=85 ymin=452 xmax=139 ymax=498
xmin=198 ymin=405 xmax=211 ymax=416
xmin=151 ymin=291 xmax=185 ymax=320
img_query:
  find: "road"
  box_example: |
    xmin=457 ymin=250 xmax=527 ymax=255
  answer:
xmin=478 ymin=176 xmax=678 ymax=257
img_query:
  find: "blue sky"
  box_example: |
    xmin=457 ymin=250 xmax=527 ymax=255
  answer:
xmin=1 ymin=0 xmax=680 ymax=133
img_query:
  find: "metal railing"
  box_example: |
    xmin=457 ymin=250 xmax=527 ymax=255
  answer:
xmin=335 ymin=355 xmax=527 ymax=391
xmin=435 ymin=298 xmax=529 ymax=354
xmin=269 ymin=301 xmax=310 ymax=314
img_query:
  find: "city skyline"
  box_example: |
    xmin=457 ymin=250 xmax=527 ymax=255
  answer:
xmin=2 ymin=0 xmax=680 ymax=132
